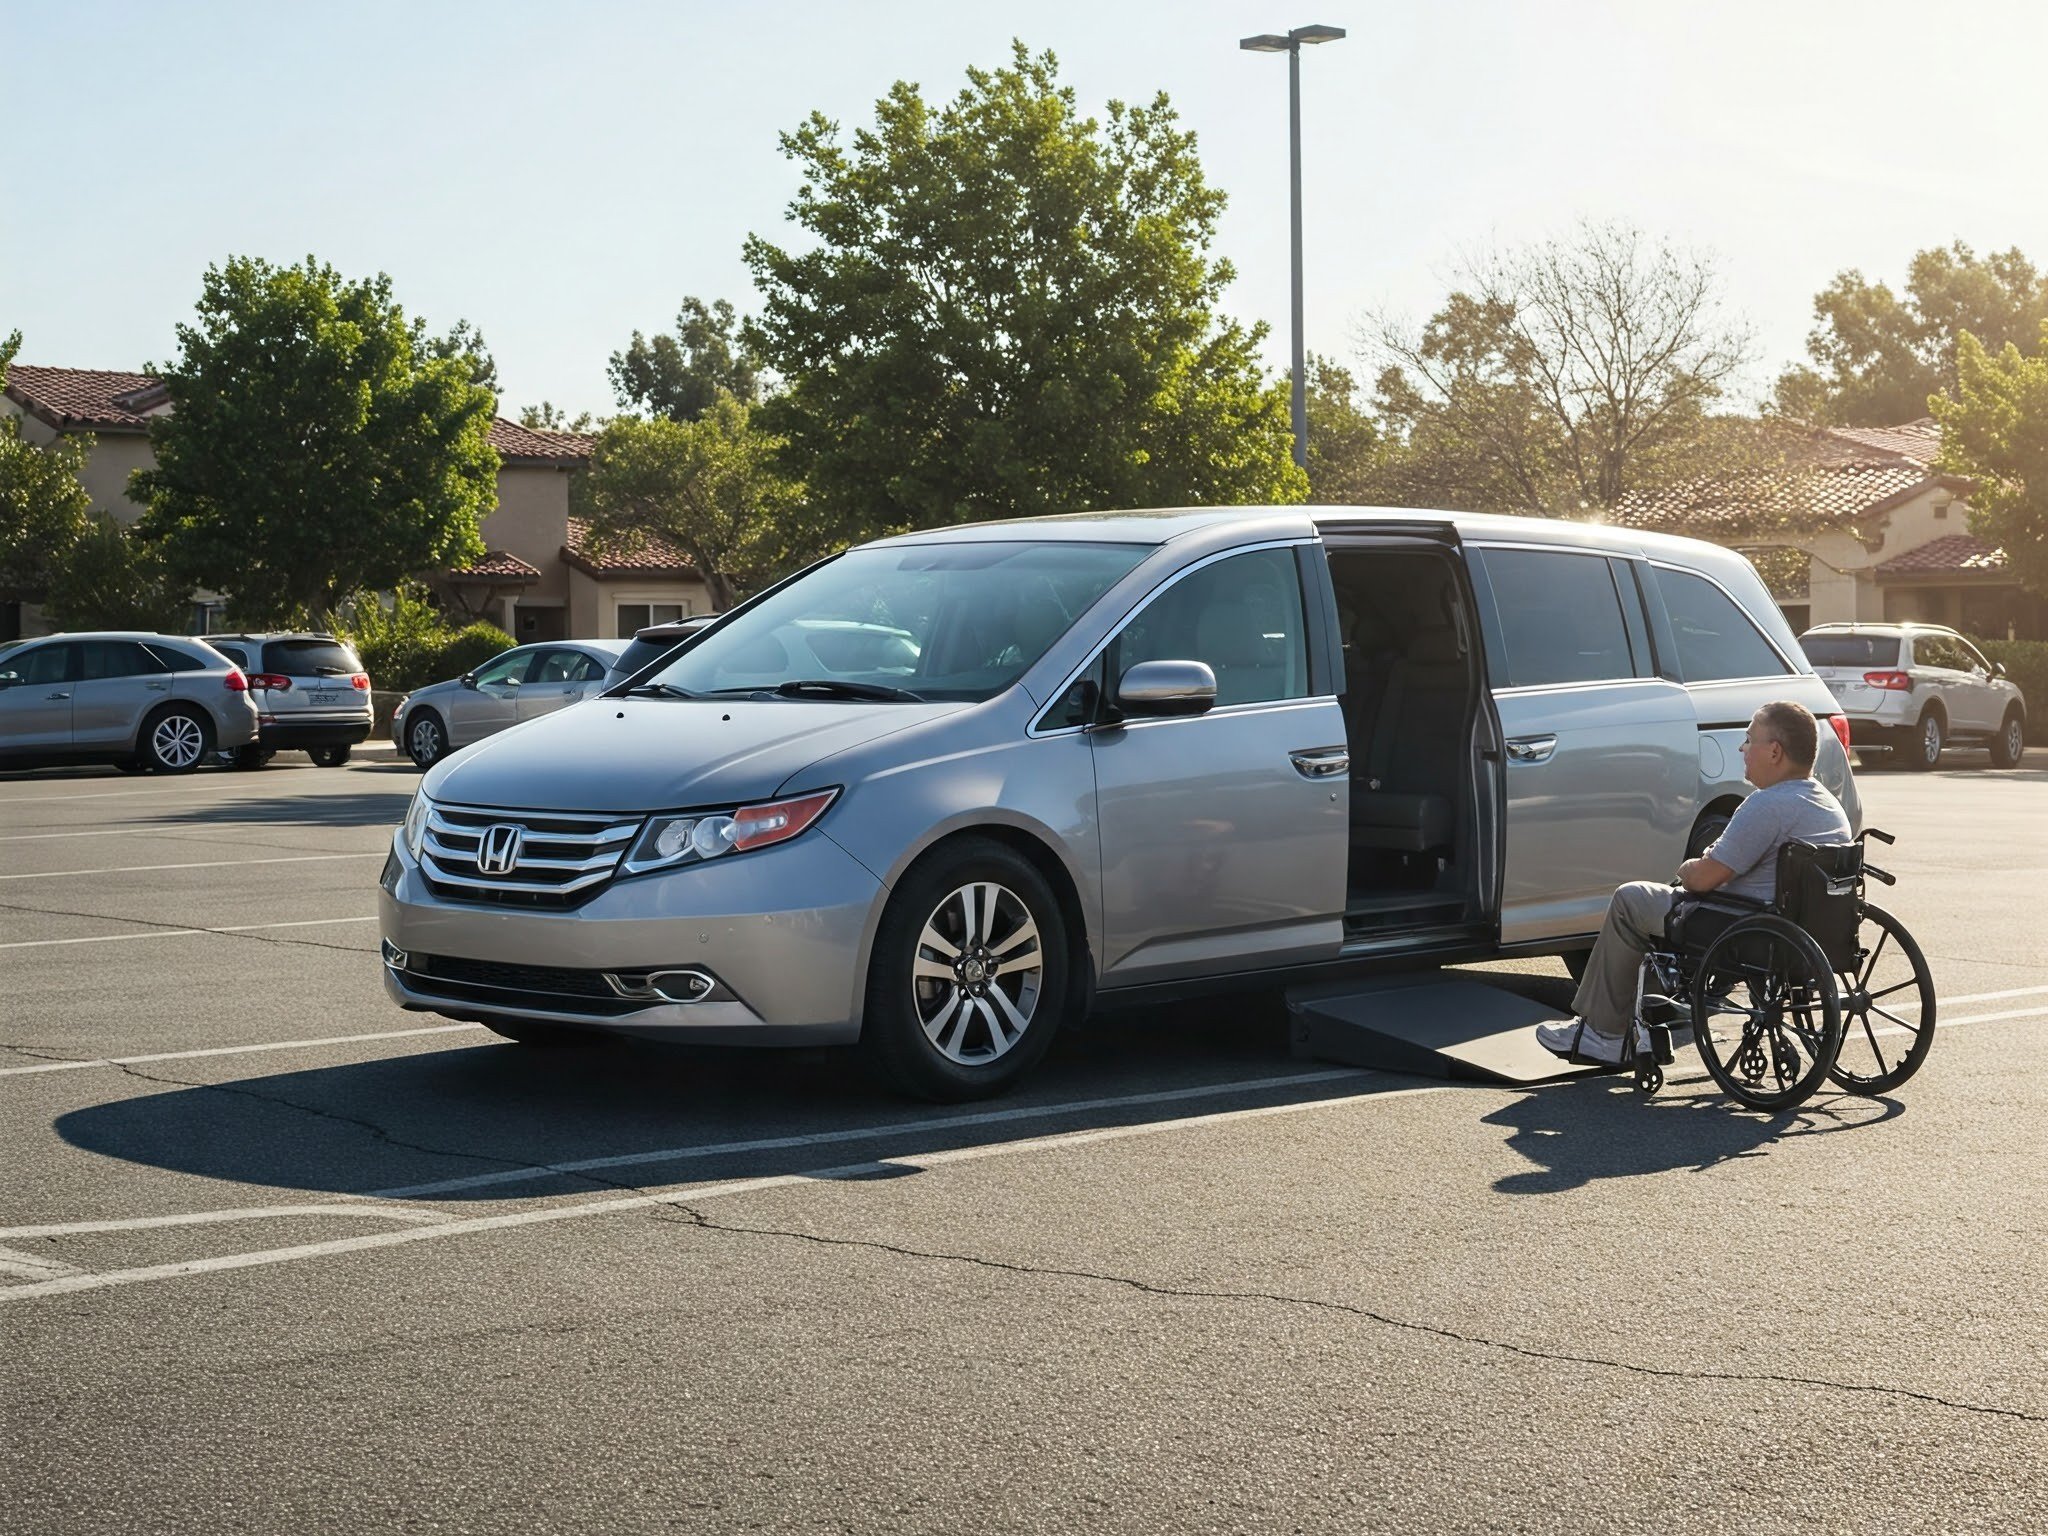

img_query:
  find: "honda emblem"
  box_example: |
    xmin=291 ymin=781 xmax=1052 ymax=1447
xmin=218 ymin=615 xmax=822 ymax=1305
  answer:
xmin=477 ymin=824 xmax=524 ymax=876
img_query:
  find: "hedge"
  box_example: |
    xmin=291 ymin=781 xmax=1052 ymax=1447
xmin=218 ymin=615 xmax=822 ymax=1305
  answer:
xmin=1972 ymin=637 xmax=2048 ymax=719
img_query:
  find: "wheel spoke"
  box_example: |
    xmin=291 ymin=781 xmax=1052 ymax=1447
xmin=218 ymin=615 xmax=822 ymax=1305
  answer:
xmin=988 ymin=983 xmax=1031 ymax=1037
xmin=978 ymin=884 xmax=999 ymax=950
xmin=1870 ymin=1004 xmax=1920 ymax=1032
xmin=978 ymin=996 xmax=1011 ymax=1052
xmin=913 ymin=956 xmax=954 ymax=982
xmin=957 ymin=887 xmax=980 ymax=948
xmin=921 ymin=987 xmax=965 ymax=1046
xmin=1857 ymin=930 xmax=1892 ymax=988
xmin=1866 ymin=978 xmax=1921 ymax=1003
xmin=945 ymin=998 xmax=982 ymax=1055
xmin=917 ymin=923 xmax=960 ymax=961
xmin=991 ymin=915 xmax=1041 ymax=964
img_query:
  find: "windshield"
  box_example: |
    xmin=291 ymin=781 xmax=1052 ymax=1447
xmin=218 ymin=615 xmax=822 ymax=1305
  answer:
xmin=1801 ymin=634 xmax=1901 ymax=669
xmin=642 ymin=541 xmax=1148 ymax=702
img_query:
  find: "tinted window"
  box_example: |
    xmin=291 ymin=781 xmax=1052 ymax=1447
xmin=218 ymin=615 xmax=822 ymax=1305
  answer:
xmin=1652 ymin=567 xmax=1790 ymax=682
xmin=1481 ymin=549 xmax=1637 ymax=687
xmin=610 ymin=636 xmax=679 ymax=678
xmin=471 ymin=649 xmax=536 ymax=687
xmin=265 ymin=638 xmax=361 ymax=677
xmin=1 ymin=642 xmax=74 ymax=686
xmin=1113 ymin=547 xmax=1309 ymax=707
xmin=1957 ymin=639 xmax=1994 ymax=676
xmin=79 ymin=640 xmax=170 ymax=680
xmin=208 ymin=642 xmax=251 ymax=669
xmin=1800 ymin=634 xmax=1901 ymax=669
xmin=145 ymin=641 xmax=218 ymax=672
xmin=565 ymin=652 xmax=609 ymax=683
xmin=1911 ymin=634 xmax=1972 ymax=672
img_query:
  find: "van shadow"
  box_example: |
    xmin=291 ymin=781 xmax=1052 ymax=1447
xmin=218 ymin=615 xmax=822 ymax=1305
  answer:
xmin=142 ymin=787 xmax=412 ymax=830
xmin=1483 ymin=1074 xmax=1904 ymax=1195
xmin=53 ymin=996 xmax=1368 ymax=1203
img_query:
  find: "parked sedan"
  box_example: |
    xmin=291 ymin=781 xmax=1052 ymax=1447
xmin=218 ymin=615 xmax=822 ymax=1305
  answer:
xmin=394 ymin=640 xmax=627 ymax=769
xmin=0 ymin=632 xmax=257 ymax=773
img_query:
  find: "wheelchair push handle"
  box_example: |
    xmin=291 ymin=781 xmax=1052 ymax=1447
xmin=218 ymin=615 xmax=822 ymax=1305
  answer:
xmin=1858 ymin=827 xmax=1896 ymax=846
xmin=1856 ymin=827 xmax=1897 ymax=884
xmin=1864 ymin=863 xmax=1896 ymax=886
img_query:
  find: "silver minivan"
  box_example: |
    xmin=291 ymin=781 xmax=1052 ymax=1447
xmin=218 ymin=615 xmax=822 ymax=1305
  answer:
xmin=379 ymin=508 xmax=1861 ymax=1099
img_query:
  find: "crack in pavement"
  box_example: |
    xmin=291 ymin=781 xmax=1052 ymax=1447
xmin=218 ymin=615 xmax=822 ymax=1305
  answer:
xmin=0 ymin=896 xmax=375 ymax=954
xmin=657 ymin=1203 xmax=2047 ymax=1427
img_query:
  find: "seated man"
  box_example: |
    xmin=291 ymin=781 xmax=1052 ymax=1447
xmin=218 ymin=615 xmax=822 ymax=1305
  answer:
xmin=1537 ymin=700 xmax=1852 ymax=1065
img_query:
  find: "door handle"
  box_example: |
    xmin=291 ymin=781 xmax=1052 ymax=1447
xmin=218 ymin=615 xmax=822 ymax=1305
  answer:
xmin=1505 ymin=734 xmax=1557 ymax=764
xmin=1289 ymin=747 xmax=1350 ymax=778
xmin=46 ymin=691 xmax=70 ymax=700
xmin=146 ymin=681 xmax=170 ymax=691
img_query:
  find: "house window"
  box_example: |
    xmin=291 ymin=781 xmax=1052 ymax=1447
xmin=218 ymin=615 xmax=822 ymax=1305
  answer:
xmin=616 ymin=602 xmax=688 ymax=638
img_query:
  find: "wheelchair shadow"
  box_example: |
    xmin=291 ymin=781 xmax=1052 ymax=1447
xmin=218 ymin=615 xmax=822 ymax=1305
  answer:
xmin=1484 ymin=1074 xmax=1905 ymax=1194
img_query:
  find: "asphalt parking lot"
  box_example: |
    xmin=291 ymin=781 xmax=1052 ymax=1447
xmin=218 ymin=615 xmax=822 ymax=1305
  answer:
xmin=3 ymin=745 xmax=2045 ymax=1534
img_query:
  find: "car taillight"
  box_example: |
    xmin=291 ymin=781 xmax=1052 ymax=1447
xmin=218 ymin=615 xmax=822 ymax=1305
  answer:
xmin=224 ymin=669 xmax=248 ymax=692
xmin=350 ymin=673 xmax=370 ymax=690
xmin=1863 ymin=670 xmax=1913 ymax=691
xmin=1826 ymin=714 xmax=1852 ymax=752
xmin=248 ymin=673 xmax=292 ymax=691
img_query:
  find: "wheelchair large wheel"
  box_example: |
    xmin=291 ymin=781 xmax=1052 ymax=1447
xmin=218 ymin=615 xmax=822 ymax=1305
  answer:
xmin=1691 ymin=915 xmax=1844 ymax=1112
xmin=1827 ymin=903 xmax=1935 ymax=1096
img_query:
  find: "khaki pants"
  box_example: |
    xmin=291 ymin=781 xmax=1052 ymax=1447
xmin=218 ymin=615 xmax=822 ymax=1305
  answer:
xmin=1570 ymin=880 xmax=1678 ymax=1041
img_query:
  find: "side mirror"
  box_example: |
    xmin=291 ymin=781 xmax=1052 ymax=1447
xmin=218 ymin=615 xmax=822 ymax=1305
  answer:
xmin=1115 ymin=659 xmax=1217 ymax=718
xmin=459 ymin=672 xmax=478 ymax=689
xmin=0 ymin=672 xmax=18 ymax=689
xmin=1994 ymin=661 xmax=2008 ymax=678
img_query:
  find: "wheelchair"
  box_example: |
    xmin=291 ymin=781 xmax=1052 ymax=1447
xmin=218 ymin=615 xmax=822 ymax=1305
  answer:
xmin=1623 ymin=830 xmax=1936 ymax=1111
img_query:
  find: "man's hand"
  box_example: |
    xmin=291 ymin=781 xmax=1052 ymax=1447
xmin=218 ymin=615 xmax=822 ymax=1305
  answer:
xmin=1676 ymin=856 xmax=1736 ymax=893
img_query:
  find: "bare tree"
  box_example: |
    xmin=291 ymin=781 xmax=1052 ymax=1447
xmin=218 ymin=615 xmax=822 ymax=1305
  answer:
xmin=1365 ymin=222 xmax=1756 ymax=515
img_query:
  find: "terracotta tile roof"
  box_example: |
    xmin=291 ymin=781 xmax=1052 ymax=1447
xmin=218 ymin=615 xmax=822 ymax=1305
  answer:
xmin=447 ymin=550 xmax=541 ymax=582
xmin=1875 ymin=534 xmax=2008 ymax=576
xmin=2 ymin=365 xmax=164 ymax=431
xmin=486 ymin=417 xmax=594 ymax=465
xmin=561 ymin=517 xmax=697 ymax=579
xmin=1609 ymin=421 xmax=1959 ymax=536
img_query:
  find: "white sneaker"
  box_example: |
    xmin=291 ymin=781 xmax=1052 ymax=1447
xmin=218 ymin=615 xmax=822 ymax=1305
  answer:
xmin=1536 ymin=1018 xmax=1624 ymax=1064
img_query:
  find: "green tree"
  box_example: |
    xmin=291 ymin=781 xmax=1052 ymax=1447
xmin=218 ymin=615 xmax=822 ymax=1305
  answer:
xmin=430 ymin=317 xmax=500 ymax=397
xmin=582 ymin=395 xmax=802 ymax=611
xmin=518 ymin=401 xmax=597 ymax=433
xmin=0 ymin=330 xmax=96 ymax=602
xmin=43 ymin=512 xmax=189 ymax=631
xmin=743 ymin=43 xmax=1302 ymax=542
xmin=1369 ymin=223 xmax=1753 ymax=515
xmin=1298 ymin=354 xmax=1384 ymax=504
xmin=1774 ymin=242 xmax=2048 ymax=426
xmin=1932 ymin=323 xmax=2048 ymax=596
xmin=134 ymin=256 xmax=499 ymax=626
xmin=609 ymin=298 xmax=760 ymax=423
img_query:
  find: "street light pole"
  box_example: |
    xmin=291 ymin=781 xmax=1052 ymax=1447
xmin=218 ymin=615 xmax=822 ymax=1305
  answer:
xmin=1241 ymin=23 xmax=1345 ymax=474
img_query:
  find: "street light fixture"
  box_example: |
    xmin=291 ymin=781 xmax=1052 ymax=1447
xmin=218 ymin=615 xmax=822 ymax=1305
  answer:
xmin=1239 ymin=22 xmax=1346 ymax=473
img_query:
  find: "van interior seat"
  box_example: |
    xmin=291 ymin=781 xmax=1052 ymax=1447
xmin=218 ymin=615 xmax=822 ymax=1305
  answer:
xmin=1352 ymin=623 xmax=1467 ymax=853
xmin=1194 ymin=590 xmax=1291 ymax=705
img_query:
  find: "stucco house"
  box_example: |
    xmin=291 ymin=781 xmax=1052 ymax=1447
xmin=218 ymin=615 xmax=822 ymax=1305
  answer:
xmin=1610 ymin=419 xmax=2046 ymax=641
xmin=1 ymin=365 xmax=712 ymax=641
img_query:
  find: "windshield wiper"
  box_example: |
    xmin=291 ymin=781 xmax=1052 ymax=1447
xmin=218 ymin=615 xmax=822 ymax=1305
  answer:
xmin=623 ymin=682 xmax=696 ymax=699
xmin=699 ymin=678 xmax=926 ymax=702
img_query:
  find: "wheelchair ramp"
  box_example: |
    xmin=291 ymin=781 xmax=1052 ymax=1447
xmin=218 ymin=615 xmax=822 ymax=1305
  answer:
xmin=1286 ymin=971 xmax=1600 ymax=1084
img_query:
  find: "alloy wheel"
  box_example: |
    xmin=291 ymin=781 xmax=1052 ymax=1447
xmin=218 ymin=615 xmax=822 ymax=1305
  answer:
xmin=152 ymin=714 xmax=205 ymax=770
xmin=911 ymin=881 xmax=1044 ymax=1064
xmin=409 ymin=716 xmax=444 ymax=766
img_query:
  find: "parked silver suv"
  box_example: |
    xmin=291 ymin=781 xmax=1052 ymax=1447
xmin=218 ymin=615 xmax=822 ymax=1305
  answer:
xmin=1798 ymin=622 xmax=2026 ymax=770
xmin=0 ymin=632 xmax=257 ymax=772
xmin=203 ymin=633 xmax=373 ymax=768
xmin=380 ymin=507 xmax=1861 ymax=1100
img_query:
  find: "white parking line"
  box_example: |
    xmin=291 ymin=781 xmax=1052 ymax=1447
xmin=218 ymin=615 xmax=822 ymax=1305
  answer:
xmin=0 ymin=781 xmax=293 ymax=806
xmin=0 ymin=1206 xmax=450 ymax=1239
xmin=0 ymin=1076 xmax=1442 ymax=1304
xmin=0 ymin=1243 xmax=83 ymax=1281
xmin=0 ymin=1023 xmax=482 ymax=1077
xmin=0 ymin=852 xmax=381 ymax=882
xmin=0 ymin=915 xmax=377 ymax=953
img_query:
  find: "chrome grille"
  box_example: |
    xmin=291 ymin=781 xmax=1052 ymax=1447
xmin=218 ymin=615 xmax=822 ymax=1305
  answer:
xmin=420 ymin=804 xmax=639 ymax=907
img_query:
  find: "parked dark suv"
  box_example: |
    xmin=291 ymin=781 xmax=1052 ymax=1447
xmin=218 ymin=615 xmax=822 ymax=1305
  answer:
xmin=202 ymin=632 xmax=373 ymax=768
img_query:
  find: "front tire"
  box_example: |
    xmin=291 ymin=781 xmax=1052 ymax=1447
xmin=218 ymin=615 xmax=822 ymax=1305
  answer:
xmin=140 ymin=707 xmax=212 ymax=774
xmin=1990 ymin=710 xmax=2025 ymax=770
xmin=308 ymin=745 xmax=352 ymax=767
xmin=861 ymin=838 xmax=1069 ymax=1101
xmin=1907 ymin=710 xmax=1944 ymax=771
xmin=407 ymin=710 xmax=448 ymax=770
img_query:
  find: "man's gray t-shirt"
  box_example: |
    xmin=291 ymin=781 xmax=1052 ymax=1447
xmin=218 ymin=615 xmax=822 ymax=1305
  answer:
xmin=1706 ymin=777 xmax=1853 ymax=902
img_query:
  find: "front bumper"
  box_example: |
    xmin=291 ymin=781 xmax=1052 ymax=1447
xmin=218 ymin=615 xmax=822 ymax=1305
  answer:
xmin=377 ymin=828 xmax=882 ymax=1044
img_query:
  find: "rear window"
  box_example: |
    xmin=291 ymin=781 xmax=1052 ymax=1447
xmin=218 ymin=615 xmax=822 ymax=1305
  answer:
xmin=265 ymin=638 xmax=361 ymax=676
xmin=1652 ymin=567 xmax=1791 ymax=682
xmin=610 ymin=636 xmax=685 ymax=678
xmin=145 ymin=641 xmax=221 ymax=672
xmin=1800 ymin=634 xmax=1900 ymax=669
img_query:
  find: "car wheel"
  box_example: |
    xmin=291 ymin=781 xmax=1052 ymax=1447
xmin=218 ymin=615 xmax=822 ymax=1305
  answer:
xmin=308 ymin=745 xmax=351 ymax=767
xmin=861 ymin=837 xmax=1069 ymax=1102
xmin=1990 ymin=710 xmax=2025 ymax=770
xmin=1907 ymin=709 xmax=1944 ymax=771
xmin=407 ymin=711 xmax=447 ymax=770
xmin=231 ymin=745 xmax=273 ymax=771
xmin=140 ymin=706 xmax=212 ymax=774
xmin=1686 ymin=811 xmax=1733 ymax=861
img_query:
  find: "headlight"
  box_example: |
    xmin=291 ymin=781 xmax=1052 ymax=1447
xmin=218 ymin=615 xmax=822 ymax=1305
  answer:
xmin=623 ymin=789 xmax=838 ymax=875
xmin=401 ymin=790 xmax=433 ymax=858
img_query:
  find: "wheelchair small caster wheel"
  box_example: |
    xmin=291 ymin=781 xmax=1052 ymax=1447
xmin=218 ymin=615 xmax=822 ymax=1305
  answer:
xmin=1634 ymin=1059 xmax=1664 ymax=1096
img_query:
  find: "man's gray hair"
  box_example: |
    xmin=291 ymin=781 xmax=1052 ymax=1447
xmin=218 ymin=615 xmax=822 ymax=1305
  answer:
xmin=1754 ymin=700 xmax=1819 ymax=773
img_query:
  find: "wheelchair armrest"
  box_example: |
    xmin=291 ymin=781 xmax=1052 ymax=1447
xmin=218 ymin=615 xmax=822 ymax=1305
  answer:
xmin=1671 ymin=890 xmax=1769 ymax=914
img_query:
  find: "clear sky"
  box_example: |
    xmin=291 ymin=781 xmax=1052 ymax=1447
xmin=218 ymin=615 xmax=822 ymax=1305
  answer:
xmin=6 ymin=0 xmax=2046 ymax=422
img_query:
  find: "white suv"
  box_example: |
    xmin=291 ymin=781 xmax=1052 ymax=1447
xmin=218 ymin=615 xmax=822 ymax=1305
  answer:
xmin=1799 ymin=623 xmax=2026 ymax=770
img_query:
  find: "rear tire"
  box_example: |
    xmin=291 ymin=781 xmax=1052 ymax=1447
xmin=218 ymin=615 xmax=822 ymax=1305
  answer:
xmin=1907 ymin=710 xmax=1943 ymax=771
xmin=140 ymin=706 xmax=212 ymax=774
xmin=1686 ymin=810 xmax=1734 ymax=861
xmin=861 ymin=837 xmax=1069 ymax=1102
xmin=407 ymin=711 xmax=447 ymax=770
xmin=1827 ymin=903 xmax=1936 ymax=1096
xmin=1990 ymin=710 xmax=2025 ymax=770
xmin=231 ymin=745 xmax=273 ymax=771
xmin=308 ymin=745 xmax=352 ymax=767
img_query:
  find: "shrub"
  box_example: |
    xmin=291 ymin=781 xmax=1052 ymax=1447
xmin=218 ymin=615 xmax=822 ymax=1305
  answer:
xmin=1973 ymin=637 xmax=2048 ymax=718
xmin=345 ymin=584 xmax=450 ymax=695
xmin=437 ymin=622 xmax=515 ymax=680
